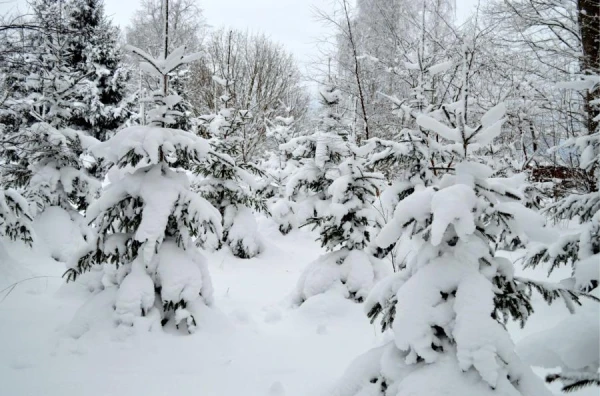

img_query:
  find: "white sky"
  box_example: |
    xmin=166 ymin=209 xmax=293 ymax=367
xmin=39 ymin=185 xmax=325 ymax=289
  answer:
xmin=1 ymin=0 xmax=481 ymax=71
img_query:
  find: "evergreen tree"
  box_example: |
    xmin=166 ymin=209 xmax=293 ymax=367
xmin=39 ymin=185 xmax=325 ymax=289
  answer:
xmin=65 ymin=43 xmax=222 ymax=334
xmin=194 ymin=75 xmax=267 ymax=259
xmin=0 ymin=0 xmax=101 ymax=215
xmin=522 ymin=75 xmax=599 ymax=393
xmin=333 ymin=46 xmax=595 ymax=395
xmin=264 ymin=106 xmax=298 ymax=235
xmin=363 ymin=56 xmax=456 ymax=265
xmin=63 ymin=0 xmax=134 ymax=142
xmin=286 ymin=85 xmax=386 ymax=304
xmin=283 ymin=85 xmax=350 ymax=223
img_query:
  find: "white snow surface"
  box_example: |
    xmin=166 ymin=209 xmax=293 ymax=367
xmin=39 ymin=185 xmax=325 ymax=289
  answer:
xmin=517 ymin=309 xmax=599 ymax=372
xmin=33 ymin=206 xmax=87 ymax=262
xmin=1 ymin=216 xmax=598 ymax=396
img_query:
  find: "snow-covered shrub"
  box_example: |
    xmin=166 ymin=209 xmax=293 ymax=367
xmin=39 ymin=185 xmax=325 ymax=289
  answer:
xmin=0 ymin=0 xmax=130 ymax=214
xmin=66 ymin=124 xmax=222 ymax=333
xmin=283 ymin=85 xmax=350 ymax=227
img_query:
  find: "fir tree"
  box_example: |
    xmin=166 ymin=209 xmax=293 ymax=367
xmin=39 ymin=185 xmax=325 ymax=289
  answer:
xmin=62 ymin=0 xmax=134 ymax=142
xmin=333 ymin=46 xmax=595 ymax=395
xmin=65 ymin=32 xmax=222 ymax=334
xmin=264 ymin=106 xmax=297 ymax=235
xmin=286 ymin=84 xmax=386 ymax=304
xmin=363 ymin=56 xmax=456 ymax=264
xmin=194 ymin=75 xmax=267 ymax=259
xmin=0 ymin=0 xmax=101 ymax=215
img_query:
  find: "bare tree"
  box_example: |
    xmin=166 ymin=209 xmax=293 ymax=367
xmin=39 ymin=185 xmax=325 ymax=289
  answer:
xmin=187 ymin=28 xmax=309 ymax=161
xmin=125 ymin=0 xmax=206 ymax=58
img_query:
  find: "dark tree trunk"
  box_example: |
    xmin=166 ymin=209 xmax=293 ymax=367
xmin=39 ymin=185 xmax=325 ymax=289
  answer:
xmin=577 ymin=0 xmax=600 ymax=134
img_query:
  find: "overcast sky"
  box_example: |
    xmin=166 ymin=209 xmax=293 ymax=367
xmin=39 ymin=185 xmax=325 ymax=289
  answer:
xmin=2 ymin=0 xmax=481 ymax=71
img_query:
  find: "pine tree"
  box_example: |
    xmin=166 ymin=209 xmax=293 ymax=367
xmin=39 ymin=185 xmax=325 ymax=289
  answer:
xmin=333 ymin=45 xmax=595 ymax=395
xmin=194 ymin=75 xmax=267 ymax=259
xmin=64 ymin=24 xmax=222 ymax=333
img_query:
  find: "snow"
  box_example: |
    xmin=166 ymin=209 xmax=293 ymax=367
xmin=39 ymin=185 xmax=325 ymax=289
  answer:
xmin=115 ymin=257 xmax=155 ymax=327
xmin=454 ymin=272 xmax=512 ymax=388
xmin=555 ymin=75 xmax=600 ymax=91
xmin=428 ymin=60 xmax=453 ymax=75
xmin=517 ymin=310 xmax=599 ymax=372
xmin=0 ymin=214 xmax=598 ymax=395
xmin=224 ymin=206 xmax=262 ymax=258
xmin=375 ymin=187 xmax=435 ymax=249
xmin=33 ymin=206 xmax=87 ymax=262
xmin=156 ymin=240 xmax=212 ymax=305
xmin=293 ymin=249 xmax=386 ymax=304
xmin=416 ymin=114 xmax=460 ymax=142
xmin=0 ymin=219 xmax=381 ymax=396
xmin=91 ymin=125 xmax=211 ymax=170
xmin=575 ymin=254 xmax=600 ymax=291
xmin=430 ymin=184 xmax=476 ymax=245
xmin=481 ymin=103 xmax=506 ymax=128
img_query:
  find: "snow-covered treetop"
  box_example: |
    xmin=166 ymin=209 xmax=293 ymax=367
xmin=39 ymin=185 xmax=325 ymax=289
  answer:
xmin=416 ymin=102 xmax=507 ymax=157
xmin=91 ymin=125 xmax=211 ymax=171
xmin=126 ymin=44 xmax=202 ymax=81
xmin=318 ymin=85 xmax=349 ymax=138
xmin=127 ymin=44 xmax=202 ymax=127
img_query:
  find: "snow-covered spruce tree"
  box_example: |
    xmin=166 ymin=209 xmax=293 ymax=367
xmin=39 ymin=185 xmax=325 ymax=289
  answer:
xmin=282 ymin=85 xmax=351 ymax=226
xmin=64 ymin=42 xmax=222 ymax=334
xmin=292 ymin=154 xmax=386 ymax=305
xmin=285 ymin=85 xmax=386 ymax=304
xmin=264 ymin=106 xmax=297 ymax=234
xmin=63 ymin=0 xmax=134 ymax=142
xmin=333 ymin=60 xmax=594 ymax=394
xmin=362 ymin=56 xmax=457 ymax=265
xmin=194 ymin=75 xmax=266 ymax=259
xmin=521 ymin=75 xmax=599 ymax=393
xmin=0 ymin=0 xmax=101 ymax=215
xmin=1 ymin=123 xmax=100 ymax=215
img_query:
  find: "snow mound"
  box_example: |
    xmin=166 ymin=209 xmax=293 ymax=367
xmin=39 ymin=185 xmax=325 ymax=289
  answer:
xmin=224 ymin=206 xmax=262 ymax=259
xmin=517 ymin=311 xmax=599 ymax=371
xmin=293 ymin=250 xmax=387 ymax=304
xmin=33 ymin=206 xmax=86 ymax=262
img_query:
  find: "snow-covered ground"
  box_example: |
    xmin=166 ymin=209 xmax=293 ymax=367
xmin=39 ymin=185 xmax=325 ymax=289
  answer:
xmin=0 ymin=214 xmax=597 ymax=396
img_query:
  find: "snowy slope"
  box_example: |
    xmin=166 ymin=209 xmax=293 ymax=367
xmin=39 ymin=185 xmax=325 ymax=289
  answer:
xmin=0 ymin=215 xmax=596 ymax=396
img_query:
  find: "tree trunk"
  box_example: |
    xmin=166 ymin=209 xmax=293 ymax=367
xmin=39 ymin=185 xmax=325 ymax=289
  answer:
xmin=577 ymin=0 xmax=599 ymax=134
